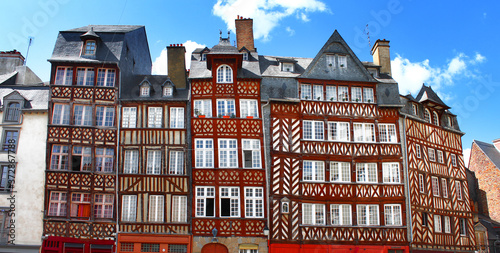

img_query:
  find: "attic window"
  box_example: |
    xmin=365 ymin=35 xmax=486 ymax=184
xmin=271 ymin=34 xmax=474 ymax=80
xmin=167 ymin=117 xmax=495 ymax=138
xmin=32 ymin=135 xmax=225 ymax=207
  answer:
xmin=242 ymin=52 xmax=248 ymax=61
xmin=412 ymin=104 xmax=418 ymax=116
xmin=338 ymin=55 xmax=347 ymax=68
xmin=433 ymin=111 xmax=440 ymax=126
xmin=163 ymin=87 xmax=173 ymax=97
xmin=217 ymin=65 xmax=233 ymax=83
xmin=83 ymin=40 xmax=96 ymax=55
xmin=326 ymin=55 xmax=335 ymax=68
xmin=140 ymin=86 xmax=150 ymax=97
xmin=448 ymin=116 xmax=454 ymax=127
xmin=424 ymin=109 xmax=431 ymax=123
xmin=201 ymin=53 xmax=207 ymax=61
xmin=282 ymin=62 xmax=294 ymax=72
xmin=4 ymin=102 xmax=21 ymax=122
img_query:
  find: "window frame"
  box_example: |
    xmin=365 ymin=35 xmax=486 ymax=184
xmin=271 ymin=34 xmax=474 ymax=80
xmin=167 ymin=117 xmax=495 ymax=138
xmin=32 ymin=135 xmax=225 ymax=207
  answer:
xmin=338 ymin=86 xmax=349 ymax=101
xmin=220 ymin=187 xmax=240 ymax=217
xmin=195 ymin=186 xmax=215 ymax=217
xmin=96 ymin=68 xmax=116 ymax=87
xmin=242 ymin=139 xmax=261 ymax=169
xmin=433 ymin=111 xmax=440 ymax=126
xmin=48 ymin=191 xmax=67 ymax=216
xmin=327 ymin=122 xmax=350 ymax=142
xmin=121 ymin=195 xmax=137 ymax=222
xmin=357 ymin=204 xmax=379 ymax=226
xmin=302 ymin=203 xmax=325 ymax=225
xmin=353 ymin=123 xmax=375 ymax=143
xmin=326 ymin=86 xmax=337 ymax=101
xmin=52 ymin=103 xmax=70 ymax=125
xmin=70 ymin=193 xmax=91 ymax=218
xmin=444 ymin=216 xmax=451 ymax=233
xmin=95 ymin=106 xmax=115 ymax=127
xmin=71 ymin=146 xmax=92 ymax=172
xmin=73 ymin=104 xmax=92 ymax=126
xmin=0 ymin=165 xmax=15 ymax=192
xmin=54 ymin=67 xmax=73 ymax=86
xmin=441 ymin=178 xmax=448 ymax=198
xmin=431 ymin=176 xmax=440 ymax=196
xmin=240 ymin=99 xmax=259 ymax=118
xmin=244 ymin=187 xmax=264 ymax=218
xmin=76 ymin=67 xmax=95 ymax=86
xmin=216 ymin=99 xmax=235 ymax=117
xmin=169 ymin=107 xmax=184 ymax=128
xmin=193 ymin=99 xmax=212 ymax=117
xmin=313 ymin=85 xmax=323 ymax=101
xmin=282 ymin=62 xmax=294 ymax=72
xmin=123 ymin=149 xmax=139 ymax=174
xmin=437 ymin=150 xmax=444 ymax=164
xmin=146 ymin=150 xmax=162 ymax=175
xmin=4 ymin=101 xmax=21 ymax=123
xmin=148 ymin=107 xmax=163 ymax=128
xmin=50 ymin=145 xmax=69 ymax=170
xmin=424 ymin=109 xmax=431 ymax=123
xmin=168 ymin=150 xmax=184 ymax=175
xmin=217 ymin=64 xmax=233 ymax=83
xmin=148 ymin=195 xmax=164 ymax=222
xmin=302 ymin=160 xmax=325 ymax=182
xmin=172 ymin=195 xmax=187 ymax=222
xmin=456 ymin=181 xmax=463 ymax=200
xmin=83 ymin=40 xmax=96 ymax=55
xmin=459 ymin=218 xmax=467 ymax=236
xmin=379 ymin=124 xmax=397 ymax=143
xmin=428 ymin=148 xmax=436 ymax=162
xmin=218 ymin=139 xmax=238 ymax=168
xmin=94 ymin=194 xmax=114 ymax=219
xmin=419 ymin=174 xmax=425 ymax=193
xmin=351 ymin=87 xmax=362 ymax=102
xmin=1 ymin=128 xmax=19 ymax=153
xmin=384 ymin=204 xmax=402 ymax=226
xmin=382 ymin=162 xmax=400 ymax=183
xmin=330 ymin=204 xmax=351 ymax=226
xmin=363 ymin=88 xmax=374 ymax=103
xmin=122 ymin=107 xmax=137 ymax=128
xmin=330 ymin=162 xmax=351 ymax=183
xmin=434 ymin=214 xmax=442 ymax=233
xmin=195 ymin=139 xmax=213 ymax=168
xmin=451 ymin=154 xmax=457 ymax=167
xmin=416 ymin=144 xmax=421 ymax=158
xmin=338 ymin=55 xmax=347 ymax=68
xmin=303 ymin=120 xmax=324 ymax=141
xmin=95 ymin=147 xmax=114 ymax=172
xmin=356 ymin=163 xmax=378 ymax=183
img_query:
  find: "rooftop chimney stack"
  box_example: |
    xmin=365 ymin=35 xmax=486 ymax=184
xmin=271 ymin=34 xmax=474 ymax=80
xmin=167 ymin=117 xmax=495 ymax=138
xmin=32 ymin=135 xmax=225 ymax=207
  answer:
xmin=167 ymin=44 xmax=187 ymax=89
xmin=0 ymin=50 xmax=25 ymax=75
xmin=371 ymin=39 xmax=391 ymax=76
xmin=493 ymin=138 xmax=500 ymax=151
xmin=235 ymin=16 xmax=255 ymax=51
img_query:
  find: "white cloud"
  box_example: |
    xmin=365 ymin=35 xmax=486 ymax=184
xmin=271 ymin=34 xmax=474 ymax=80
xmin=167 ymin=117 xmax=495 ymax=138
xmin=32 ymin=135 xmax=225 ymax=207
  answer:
xmin=463 ymin=148 xmax=471 ymax=167
xmin=474 ymin=53 xmax=486 ymax=63
xmin=152 ymin=40 xmax=206 ymax=75
xmin=212 ymin=0 xmax=328 ymax=41
xmin=285 ymin=27 xmax=295 ymax=36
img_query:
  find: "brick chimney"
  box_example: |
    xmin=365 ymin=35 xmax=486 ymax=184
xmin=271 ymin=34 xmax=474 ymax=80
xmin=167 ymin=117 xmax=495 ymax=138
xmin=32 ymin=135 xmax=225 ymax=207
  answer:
xmin=235 ymin=16 xmax=255 ymax=51
xmin=493 ymin=138 xmax=500 ymax=151
xmin=371 ymin=39 xmax=391 ymax=76
xmin=0 ymin=50 xmax=25 ymax=75
xmin=167 ymin=44 xmax=187 ymax=89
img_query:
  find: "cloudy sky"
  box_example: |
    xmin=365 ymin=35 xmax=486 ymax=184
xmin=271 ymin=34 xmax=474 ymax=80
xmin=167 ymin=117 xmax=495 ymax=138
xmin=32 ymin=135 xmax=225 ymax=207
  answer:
xmin=1 ymin=0 xmax=499 ymax=163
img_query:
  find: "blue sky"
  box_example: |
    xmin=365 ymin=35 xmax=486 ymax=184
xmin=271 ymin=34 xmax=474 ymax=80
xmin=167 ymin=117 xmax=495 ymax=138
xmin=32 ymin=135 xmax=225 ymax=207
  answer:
xmin=1 ymin=0 xmax=499 ymax=162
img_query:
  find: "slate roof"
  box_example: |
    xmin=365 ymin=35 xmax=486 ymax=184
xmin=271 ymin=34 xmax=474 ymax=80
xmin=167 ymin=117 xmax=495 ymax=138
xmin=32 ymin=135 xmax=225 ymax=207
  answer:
xmin=415 ymin=84 xmax=449 ymax=109
xmin=65 ymin=25 xmax=143 ymax=33
xmin=120 ymin=75 xmax=188 ymax=101
xmin=0 ymin=86 xmax=49 ymax=110
xmin=209 ymin=38 xmax=239 ymax=54
xmin=259 ymin=55 xmax=312 ymax=78
xmin=473 ymin=140 xmax=500 ymax=169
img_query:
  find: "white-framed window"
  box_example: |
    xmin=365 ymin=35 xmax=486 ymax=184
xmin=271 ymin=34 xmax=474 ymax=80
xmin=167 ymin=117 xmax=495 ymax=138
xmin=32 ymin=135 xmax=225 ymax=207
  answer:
xmin=434 ymin=215 xmax=442 ymax=233
xmin=419 ymin=174 xmax=425 ymax=193
xmin=140 ymin=85 xmax=150 ymax=96
xmin=240 ymin=99 xmax=258 ymax=118
xmin=331 ymin=204 xmax=351 ymax=225
xmin=459 ymin=218 xmax=467 ymax=236
xmin=163 ymin=87 xmax=173 ymax=97
xmin=313 ymin=85 xmax=323 ymax=100
xmin=220 ymin=187 xmax=239 ymax=217
xmin=72 ymin=146 xmax=92 ymax=171
xmin=353 ymin=123 xmax=375 ymax=142
xmin=219 ymin=139 xmax=238 ymax=168
xmin=412 ymin=104 xmax=418 ymax=115
xmin=338 ymin=55 xmax=347 ymax=68
xmin=301 ymin=84 xmax=312 ymax=100
xmin=196 ymin=186 xmax=215 ymax=217
xmin=302 ymin=203 xmax=325 ymax=225
xmin=96 ymin=69 xmax=115 ymax=87
xmin=217 ymin=64 xmax=233 ymax=83
xmin=50 ymin=145 xmax=69 ymax=170
xmin=424 ymin=109 xmax=431 ymax=123
xmin=169 ymin=150 xmax=184 ymax=175
xmin=48 ymin=192 xmax=67 ymax=216
xmin=330 ymin=162 xmax=350 ymax=183
xmin=303 ymin=161 xmax=324 ymax=182
xmin=444 ymin=216 xmax=451 ymax=233
xmin=441 ymin=178 xmax=448 ymax=198
xmin=83 ymin=40 xmax=96 ymax=55
xmin=146 ymin=150 xmax=162 ymax=174
xmin=148 ymin=107 xmax=162 ymax=128
xmin=122 ymin=107 xmax=137 ymax=128
xmin=379 ymin=124 xmax=397 ymax=143
xmin=193 ymin=100 xmax=212 ymax=117
xmin=437 ymin=150 xmax=444 ymax=164
xmin=303 ymin=120 xmax=324 ymax=140
xmin=201 ymin=53 xmax=207 ymax=61
xmin=357 ymin=204 xmax=379 ymax=226
xmin=195 ymin=139 xmax=213 ymax=168
xmin=382 ymin=163 xmax=400 ymax=183
xmin=356 ymin=163 xmax=377 ymax=183
xmin=431 ymin=176 xmax=440 ymax=196
xmin=172 ymin=195 xmax=187 ymax=222
xmin=451 ymin=154 xmax=457 ymax=167
xmin=326 ymin=86 xmax=337 ymax=101
xmin=170 ymin=107 xmax=184 ymax=128
xmin=351 ymin=87 xmax=362 ymax=102
xmin=217 ymin=99 xmax=235 ymax=117
xmin=416 ymin=144 xmax=421 ymax=158
xmin=121 ymin=195 xmax=137 ymax=222
xmin=326 ymin=55 xmax=335 ymax=68
xmin=456 ymin=181 xmax=463 ymax=200
xmin=55 ymin=67 xmax=73 ymax=85
xmin=242 ymin=52 xmax=248 ymax=61
xmin=363 ymin=88 xmax=374 ymax=103
xmin=52 ymin=104 xmax=70 ymax=125
xmin=433 ymin=111 xmax=440 ymax=126
xmin=76 ymin=67 xmax=94 ymax=86
xmin=73 ymin=105 xmax=92 ymax=126
xmin=148 ymin=195 xmax=164 ymax=222
xmin=338 ymin=86 xmax=349 ymax=101
xmin=95 ymin=148 xmax=114 ymax=172
xmin=94 ymin=194 xmax=113 ymax=219
xmin=123 ymin=150 xmax=138 ymax=174
xmin=242 ymin=139 xmax=261 ymax=169
xmin=328 ymin=122 xmax=350 ymax=142
xmin=428 ymin=148 xmax=436 ymax=162
xmin=384 ymin=204 xmax=402 ymax=226
xmin=282 ymin=62 xmax=294 ymax=72
xmin=96 ymin=106 xmax=115 ymax=127
xmin=245 ymin=187 xmax=263 ymax=218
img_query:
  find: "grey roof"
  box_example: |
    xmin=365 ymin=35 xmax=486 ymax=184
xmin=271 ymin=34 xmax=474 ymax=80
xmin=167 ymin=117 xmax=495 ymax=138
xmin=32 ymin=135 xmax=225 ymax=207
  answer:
xmin=65 ymin=25 xmax=143 ymax=33
xmin=120 ymin=75 xmax=188 ymax=101
xmin=0 ymin=86 xmax=49 ymax=110
xmin=415 ymin=84 xmax=449 ymax=109
xmin=473 ymin=140 xmax=500 ymax=169
xmin=259 ymin=55 xmax=312 ymax=78
xmin=0 ymin=72 xmax=17 ymax=85
xmin=209 ymin=38 xmax=239 ymax=54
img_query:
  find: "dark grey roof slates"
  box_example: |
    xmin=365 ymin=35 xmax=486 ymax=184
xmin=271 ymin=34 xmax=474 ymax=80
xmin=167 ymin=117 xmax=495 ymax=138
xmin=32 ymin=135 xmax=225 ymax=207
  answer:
xmin=120 ymin=75 xmax=188 ymax=101
xmin=415 ymin=84 xmax=449 ymax=108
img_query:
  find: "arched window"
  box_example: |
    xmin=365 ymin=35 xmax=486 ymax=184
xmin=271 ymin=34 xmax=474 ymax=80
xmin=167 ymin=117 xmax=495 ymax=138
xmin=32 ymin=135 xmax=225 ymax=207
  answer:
xmin=217 ymin=65 xmax=232 ymax=83
xmin=424 ymin=109 xmax=431 ymax=123
xmin=433 ymin=111 xmax=439 ymax=126
xmin=5 ymin=102 xmax=21 ymax=122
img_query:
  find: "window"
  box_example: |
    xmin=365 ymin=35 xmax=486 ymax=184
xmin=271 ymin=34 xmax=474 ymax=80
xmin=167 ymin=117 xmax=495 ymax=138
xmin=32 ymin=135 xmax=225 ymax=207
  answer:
xmin=239 ymin=248 xmax=258 ymax=253
xmin=217 ymin=99 xmax=235 ymax=117
xmin=431 ymin=176 xmax=440 ymax=196
xmin=201 ymin=53 xmax=207 ymax=61
xmin=217 ymin=65 xmax=233 ymax=83
xmin=424 ymin=109 xmax=431 ymax=123
xmin=357 ymin=204 xmax=379 ymax=226
xmin=338 ymin=55 xmax=347 ymax=68
xmin=122 ymin=195 xmax=137 ymax=222
xmin=242 ymin=139 xmax=261 ymax=168
xmin=169 ymin=245 xmax=187 ymax=253
xmin=219 ymin=139 xmax=237 ymax=168
xmin=245 ymin=187 xmax=263 ymax=218
xmin=282 ymin=62 xmax=294 ymax=72
xmin=444 ymin=216 xmax=451 ymax=233
xmin=196 ymin=187 xmax=215 ymax=217
xmin=330 ymin=162 xmax=350 ymax=182
xmin=363 ymin=88 xmax=374 ymax=103
xmin=331 ymin=204 xmax=351 ymax=225
xmin=195 ymin=139 xmax=213 ymax=168
xmin=94 ymin=194 xmax=113 ymax=218
xmin=76 ymin=68 xmax=94 ymax=86
xmin=55 ymin=67 xmax=73 ymax=85
xmin=326 ymin=86 xmax=337 ymax=101
xmin=384 ymin=204 xmax=402 ymax=226
xmin=416 ymin=145 xmax=421 ymax=158
xmin=163 ymin=87 xmax=173 ymax=97
xmin=456 ymin=181 xmax=463 ymax=200
xmin=338 ymin=86 xmax=349 ymax=101
xmin=141 ymin=244 xmax=159 ymax=252
xmin=303 ymin=120 xmax=324 ymax=140
xmin=412 ymin=104 xmax=418 ymax=115
xmin=169 ymin=150 xmax=184 ymax=175
xmin=148 ymin=107 xmax=162 ymax=128
xmin=441 ymin=178 xmax=448 ymax=198
xmin=419 ymin=174 xmax=425 ymax=193
xmin=356 ymin=163 xmax=377 ymax=183
xmin=313 ymin=85 xmax=323 ymax=100
xmin=193 ymin=100 xmax=212 ymax=117
xmin=422 ymin=212 xmax=428 ymax=226
xmin=48 ymin=192 xmax=67 ymax=216
xmin=434 ymin=215 xmax=442 ymax=232
xmin=437 ymin=150 xmax=444 ymax=164
xmin=146 ymin=150 xmax=162 ymax=174
xmin=428 ymin=148 xmax=436 ymax=162
xmin=96 ymin=106 xmax=115 ymax=127
xmin=0 ymin=165 xmax=14 ymax=191
xmin=140 ymin=86 xmax=150 ymax=96
xmin=351 ymin=87 xmax=362 ymax=102
xmin=4 ymin=102 xmax=21 ymax=122
xmin=303 ymin=161 xmax=324 ymax=182
xmin=382 ymin=163 xmax=400 ymax=183
xmin=379 ymin=124 xmax=397 ymax=143
xmin=240 ymin=99 xmax=258 ymax=118
xmin=72 ymin=146 xmax=91 ymax=171
xmin=242 ymin=52 xmax=248 ymax=61
xmin=123 ymin=150 xmax=139 ymax=174
xmin=70 ymin=193 xmax=91 ymax=218
xmin=52 ymin=104 xmax=70 ymax=125
xmin=353 ymin=123 xmax=375 ymax=142
xmin=448 ymin=116 xmax=454 ymax=127
xmin=433 ymin=111 xmax=440 ymax=126
xmin=326 ymin=55 xmax=335 ymax=68
xmin=2 ymin=129 xmax=18 ymax=152
xmin=122 ymin=107 xmax=137 ymax=128
xmin=95 ymin=148 xmax=114 ymax=172
xmin=96 ymin=69 xmax=115 ymax=87
xmin=328 ymin=122 xmax=350 ymax=142
xmin=451 ymin=154 xmax=457 ymax=167
xmin=301 ymin=84 xmax=312 ymax=99
xmin=172 ymin=195 xmax=187 ymax=222
xmin=50 ymin=145 xmax=69 ymax=170
xmin=83 ymin=40 xmax=96 ymax=55
xmin=459 ymin=218 xmax=467 ymax=236
xmin=148 ymin=195 xmax=164 ymax=222
xmin=73 ymin=105 xmax=92 ymax=126
xmin=302 ymin=203 xmax=325 ymax=225
xmin=170 ymin=107 xmax=184 ymax=128
xmin=220 ymin=187 xmax=239 ymax=217
xmin=281 ymin=201 xmax=289 ymax=214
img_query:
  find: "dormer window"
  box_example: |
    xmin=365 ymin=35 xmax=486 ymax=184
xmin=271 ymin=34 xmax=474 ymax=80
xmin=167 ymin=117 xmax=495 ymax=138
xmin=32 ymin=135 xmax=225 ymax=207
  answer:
xmin=4 ymin=102 xmax=21 ymax=122
xmin=141 ymin=86 xmax=150 ymax=97
xmin=424 ymin=109 xmax=431 ymax=123
xmin=327 ymin=55 xmax=335 ymax=68
xmin=338 ymin=55 xmax=347 ymax=68
xmin=448 ymin=116 xmax=454 ymax=127
xmin=242 ymin=52 xmax=248 ymax=61
xmin=201 ymin=53 xmax=207 ymax=61
xmin=217 ymin=65 xmax=232 ymax=83
xmin=412 ymin=104 xmax=418 ymax=116
xmin=163 ymin=87 xmax=173 ymax=97
xmin=83 ymin=40 xmax=96 ymax=55
xmin=282 ymin=62 xmax=294 ymax=72
xmin=433 ymin=111 xmax=440 ymax=126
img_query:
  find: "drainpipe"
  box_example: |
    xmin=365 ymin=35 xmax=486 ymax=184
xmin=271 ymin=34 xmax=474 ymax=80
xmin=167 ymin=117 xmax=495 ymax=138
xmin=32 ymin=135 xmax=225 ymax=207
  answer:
xmin=401 ymin=114 xmax=413 ymax=249
xmin=261 ymin=99 xmax=271 ymax=252
xmin=115 ymin=102 xmax=121 ymax=253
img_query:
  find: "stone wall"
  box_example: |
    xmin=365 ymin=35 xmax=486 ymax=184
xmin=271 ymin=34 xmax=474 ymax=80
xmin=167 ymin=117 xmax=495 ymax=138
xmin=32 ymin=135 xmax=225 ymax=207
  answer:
xmin=192 ymin=236 xmax=267 ymax=253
